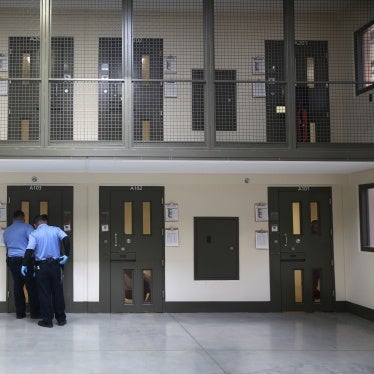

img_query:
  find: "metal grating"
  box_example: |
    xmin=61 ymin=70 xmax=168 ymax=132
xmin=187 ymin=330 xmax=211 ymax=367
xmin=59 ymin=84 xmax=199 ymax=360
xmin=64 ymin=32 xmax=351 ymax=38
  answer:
xmin=0 ymin=0 xmax=372 ymax=148
xmin=215 ymin=0 xmax=284 ymax=144
xmin=133 ymin=0 xmax=204 ymax=143
xmin=0 ymin=1 xmax=40 ymax=142
xmin=295 ymin=0 xmax=374 ymax=144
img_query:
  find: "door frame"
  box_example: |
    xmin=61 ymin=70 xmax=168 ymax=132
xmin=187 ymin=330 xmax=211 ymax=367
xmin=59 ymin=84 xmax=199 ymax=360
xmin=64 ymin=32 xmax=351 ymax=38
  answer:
xmin=268 ymin=186 xmax=335 ymax=312
xmin=97 ymin=186 xmax=165 ymax=313
xmin=6 ymin=185 xmax=74 ymax=313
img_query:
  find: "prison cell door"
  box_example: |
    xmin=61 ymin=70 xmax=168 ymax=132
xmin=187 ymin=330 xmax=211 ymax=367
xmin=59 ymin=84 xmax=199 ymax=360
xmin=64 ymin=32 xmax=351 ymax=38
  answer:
xmin=98 ymin=37 xmax=122 ymax=141
xmin=100 ymin=187 xmax=164 ymax=313
xmin=265 ymin=40 xmax=330 ymax=143
xmin=269 ymin=187 xmax=335 ymax=312
xmin=50 ymin=37 xmax=74 ymax=141
xmin=8 ymin=37 xmax=40 ymax=141
xmin=133 ymin=38 xmax=163 ymax=141
xmin=6 ymin=186 xmax=74 ymax=313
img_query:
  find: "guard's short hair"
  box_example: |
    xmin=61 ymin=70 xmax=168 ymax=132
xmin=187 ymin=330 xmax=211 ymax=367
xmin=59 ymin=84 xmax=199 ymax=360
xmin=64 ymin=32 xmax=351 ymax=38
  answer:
xmin=13 ymin=210 xmax=25 ymax=219
xmin=33 ymin=214 xmax=48 ymax=225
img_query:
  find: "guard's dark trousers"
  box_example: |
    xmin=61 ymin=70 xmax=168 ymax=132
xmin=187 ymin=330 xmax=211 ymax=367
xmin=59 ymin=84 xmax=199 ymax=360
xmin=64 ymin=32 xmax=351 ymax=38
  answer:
xmin=7 ymin=257 xmax=39 ymax=318
xmin=36 ymin=261 xmax=66 ymax=324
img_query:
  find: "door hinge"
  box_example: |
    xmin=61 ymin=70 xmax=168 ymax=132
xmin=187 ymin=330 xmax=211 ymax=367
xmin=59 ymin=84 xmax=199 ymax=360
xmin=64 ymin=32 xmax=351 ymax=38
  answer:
xmin=331 ymin=258 xmax=334 ymax=267
xmin=161 ymin=197 xmax=164 ymax=205
xmin=8 ymin=196 xmax=10 ymax=204
xmin=162 ymin=290 xmax=165 ymax=299
xmin=332 ymin=289 xmax=335 ymax=297
xmin=7 ymin=290 xmax=10 ymax=299
xmin=161 ymin=228 xmax=164 ymax=236
xmin=161 ymin=259 xmax=165 ymax=267
xmin=329 ymin=198 xmax=331 ymax=205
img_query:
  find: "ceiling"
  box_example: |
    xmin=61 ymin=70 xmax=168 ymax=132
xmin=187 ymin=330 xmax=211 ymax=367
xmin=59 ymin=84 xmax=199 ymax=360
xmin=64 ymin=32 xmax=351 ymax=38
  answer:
xmin=0 ymin=158 xmax=373 ymax=175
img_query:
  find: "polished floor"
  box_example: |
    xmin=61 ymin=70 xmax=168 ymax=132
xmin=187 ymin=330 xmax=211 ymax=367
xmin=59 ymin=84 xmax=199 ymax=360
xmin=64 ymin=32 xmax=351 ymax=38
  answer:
xmin=0 ymin=312 xmax=373 ymax=373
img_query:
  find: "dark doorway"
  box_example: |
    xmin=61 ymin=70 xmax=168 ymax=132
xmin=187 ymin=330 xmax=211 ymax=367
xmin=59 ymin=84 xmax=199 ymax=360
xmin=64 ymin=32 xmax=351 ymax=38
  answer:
xmin=50 ymin=37 xmax=74 ymax=141
xmin=7 ymin=186 xmax=74 ymax=313
xmin=265 ymin=40 xmax=330 ymax=143
xmin=268 ymin=187 xmax=335 ymax=312
xmin=98 ymin=37 xmax=122 ymax=141
xmin=100 ymin=186 xmax=164 ymax=312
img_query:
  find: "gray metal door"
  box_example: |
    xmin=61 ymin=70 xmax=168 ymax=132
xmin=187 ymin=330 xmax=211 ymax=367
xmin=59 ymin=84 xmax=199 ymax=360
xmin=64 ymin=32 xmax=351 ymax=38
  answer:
xmin=7 ymin=186 xmax=74 ymax=313
xmin=100 ymin=187 xmax=164 ymax=312
xmin=265 ymin=40 xmax=330 ymax=143
xmin=269 ymin=187 xmax=335 ymax=312
xmin=194 ymin=217 xmax=239 ymax=280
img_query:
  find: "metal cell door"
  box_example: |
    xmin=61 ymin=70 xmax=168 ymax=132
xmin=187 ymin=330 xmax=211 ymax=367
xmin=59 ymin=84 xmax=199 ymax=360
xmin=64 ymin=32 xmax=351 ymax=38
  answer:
xmin=7 ymin=186 xmax=74 ymax=313
xmin=100 ymin=187 xmax=164 ymax=313
xmin=8 ymin=37 xmax=40 ymax=141
xmin=269 ymin=187 xmax=335 ymax=312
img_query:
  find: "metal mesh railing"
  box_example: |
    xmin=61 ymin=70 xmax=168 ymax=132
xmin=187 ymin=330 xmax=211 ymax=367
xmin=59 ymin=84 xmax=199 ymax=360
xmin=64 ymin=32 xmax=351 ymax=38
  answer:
xmin=0 ymin=0 xmax=373 ymax=149
xmin=294 ymin=0 xmax=374 ymax=145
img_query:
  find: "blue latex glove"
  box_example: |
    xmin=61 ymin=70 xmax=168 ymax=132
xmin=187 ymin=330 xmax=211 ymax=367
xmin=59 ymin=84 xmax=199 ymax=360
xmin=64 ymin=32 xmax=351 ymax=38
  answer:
xmin=21 ymin=266 xmax=27 ymax=276
xmin=59 ymin=255 xmax=68 ymax=265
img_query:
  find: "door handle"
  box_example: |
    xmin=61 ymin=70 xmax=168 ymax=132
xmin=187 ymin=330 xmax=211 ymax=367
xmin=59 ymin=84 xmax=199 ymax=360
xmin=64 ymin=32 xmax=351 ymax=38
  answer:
xmin=114 ymin=233 xmax=118 ymax=247
xmin=283 ymin=233 xmax=288 ymax=247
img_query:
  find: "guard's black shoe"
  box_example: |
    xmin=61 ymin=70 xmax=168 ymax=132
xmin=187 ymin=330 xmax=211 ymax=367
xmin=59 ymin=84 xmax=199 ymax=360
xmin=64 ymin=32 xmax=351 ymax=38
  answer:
xmin=16 ymin=313 xmax=26 ymax=319
xmin=57 ymin=320 xmax=67 ymax=326
xmin=38 ymin=320 xmax=53 ymax=328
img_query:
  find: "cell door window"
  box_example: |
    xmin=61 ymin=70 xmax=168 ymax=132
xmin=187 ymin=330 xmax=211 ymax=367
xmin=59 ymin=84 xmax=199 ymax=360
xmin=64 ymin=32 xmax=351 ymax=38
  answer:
xmin=359 ymin=183 xmax=374 ymax=252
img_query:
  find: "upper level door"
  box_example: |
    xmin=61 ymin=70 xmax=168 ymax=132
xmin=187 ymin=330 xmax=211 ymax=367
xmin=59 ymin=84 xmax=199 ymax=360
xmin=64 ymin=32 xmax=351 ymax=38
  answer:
xmin=268 ymin=187 xmax=335 ymax=312
xmin=7 ymin=186 xmax=73 ymax=312
xmin=100 ymin=186 xmax=164 ymax=312
xmin=265 ymin=40 xmax=330 ymax=143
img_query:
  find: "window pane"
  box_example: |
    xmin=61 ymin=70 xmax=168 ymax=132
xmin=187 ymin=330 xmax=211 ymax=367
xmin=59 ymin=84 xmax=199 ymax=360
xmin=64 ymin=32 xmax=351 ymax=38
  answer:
xmin=21 ymin=201 xmax=30 ymax=224
xmin=312 ymin=269 xmax=321 ymax=303
xmin=292 ymin=202 xmax=301 ymax=235
xmin=310 ymin=202 xmax=319 ymax=234
xmin=359 ymin=184 xmax=374 ymax=251
xmin=142 ymin=202 xmax=151 ymax=235
xmin=124 ymin=202 xmax=133 ymax=235
xmin=39 ymin=201 xmax=48 ymax=215
xmin=124 ymin=269 xmax=133 ymax=305
xmin=368 ymin=188 xmax=374 ymax=247
xmin=294 ymin=269 xmax=303 ymax=303
xmin=143 ymin=269 xmax=152 ymax=303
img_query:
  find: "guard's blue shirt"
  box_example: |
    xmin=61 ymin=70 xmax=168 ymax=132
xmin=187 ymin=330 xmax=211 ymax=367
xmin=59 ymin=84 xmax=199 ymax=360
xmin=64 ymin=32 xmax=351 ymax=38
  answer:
xmin=27 ymin=223 xmax=67 ymax=261
xmin=4 ymin=220 xmax=34 ymax=257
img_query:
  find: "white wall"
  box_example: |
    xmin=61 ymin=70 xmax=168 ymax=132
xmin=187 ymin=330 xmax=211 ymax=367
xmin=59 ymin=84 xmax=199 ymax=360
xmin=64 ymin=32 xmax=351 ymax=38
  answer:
xmin=0 ymin=171 xmax=352 ymax=305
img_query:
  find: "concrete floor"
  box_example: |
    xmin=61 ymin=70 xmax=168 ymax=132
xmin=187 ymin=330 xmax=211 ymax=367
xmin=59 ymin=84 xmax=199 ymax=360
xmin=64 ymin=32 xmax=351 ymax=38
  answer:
xmin=0 ymin=312 xmax=373 ymax=373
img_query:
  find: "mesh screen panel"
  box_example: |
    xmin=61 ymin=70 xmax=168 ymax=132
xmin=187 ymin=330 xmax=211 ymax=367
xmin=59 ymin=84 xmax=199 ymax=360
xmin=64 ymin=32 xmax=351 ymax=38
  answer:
xmin=133 ymin=0 xmax=204 ymax=143
xmin=51 ymin=0 xmax=122 ymax=142
xmin=295 ymin=0 xmax=374 ymax=144
xmin=0 ymin=0 xmax=373 ymax=148
xmin=0 ymin=1 xmax=40 ymax=142
xmin=215 ymin=0 xmax=284 ymax=143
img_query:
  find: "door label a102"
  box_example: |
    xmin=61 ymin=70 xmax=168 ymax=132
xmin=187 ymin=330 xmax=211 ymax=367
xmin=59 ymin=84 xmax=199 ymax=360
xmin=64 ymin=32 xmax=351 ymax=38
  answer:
xmin=29 ymin=185 xmax=42 ymax=190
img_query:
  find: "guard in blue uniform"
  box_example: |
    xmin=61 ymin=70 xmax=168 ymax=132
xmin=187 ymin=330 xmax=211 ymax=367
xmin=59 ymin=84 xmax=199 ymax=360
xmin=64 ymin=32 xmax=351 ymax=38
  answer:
xmin=4 ymin=210 xmax=40 ymax=319
xmin=21 ymin=214 xmax=70 ymax=328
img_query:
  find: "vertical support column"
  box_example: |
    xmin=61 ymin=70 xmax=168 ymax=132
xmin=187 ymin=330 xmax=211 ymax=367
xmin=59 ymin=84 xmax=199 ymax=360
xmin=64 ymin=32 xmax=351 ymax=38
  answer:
xmin=40 ymin=0 xmax=50 ymax=147
xmin=123 ymin=0 xmax=133 ymax=148
xmin=203 ymin=0 xmax=215 ymax=148
xmin=284 ymin=0 xmax=296 ymax=149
